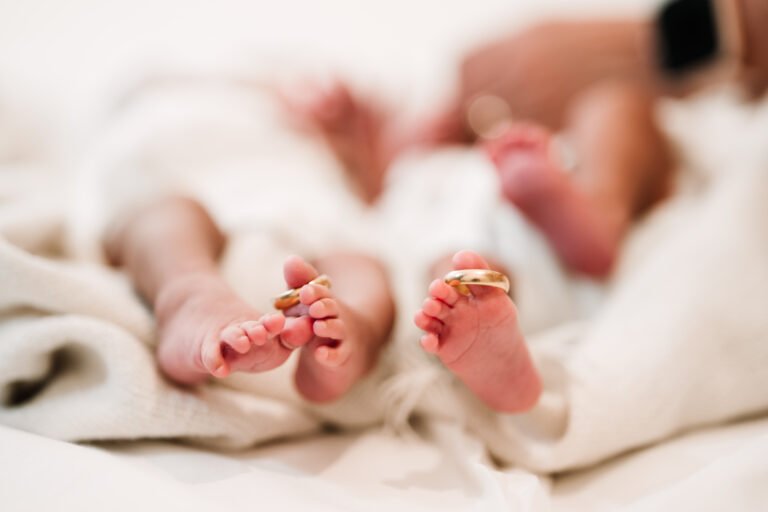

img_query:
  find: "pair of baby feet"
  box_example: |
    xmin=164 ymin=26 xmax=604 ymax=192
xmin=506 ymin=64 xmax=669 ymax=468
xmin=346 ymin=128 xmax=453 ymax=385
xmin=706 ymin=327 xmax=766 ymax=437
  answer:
xmin=155 ymin=256 xmax=376 ymax=403
xmin=156 ymin=249 xmax=541 ymax=413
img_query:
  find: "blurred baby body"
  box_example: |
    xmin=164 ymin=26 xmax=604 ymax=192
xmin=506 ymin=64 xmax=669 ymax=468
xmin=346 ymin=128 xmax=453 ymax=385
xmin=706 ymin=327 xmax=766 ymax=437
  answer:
xmin=71 ymin=71 xmax=669 ymax=428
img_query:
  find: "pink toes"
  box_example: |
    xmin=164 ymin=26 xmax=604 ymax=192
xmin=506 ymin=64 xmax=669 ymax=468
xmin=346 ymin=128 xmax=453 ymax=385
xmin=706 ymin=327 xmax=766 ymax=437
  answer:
xmin=428 ymin=279 xmax=460 ymax=307
xmin=415 ymin=251 xmax=497 ymax=355
xmin=281 ymin=254 xmax=368 ymax=397
xmin=202 ymin=341 xmax=229 ymax=378
xmin=283 ymin=255 xmax=320 ymax=289
xmin=314 ymin=318 xmax=345 ymax=340
xmin=450 ymin=251 xmax=504 ymax=298
xmin=241 ymin=314 xmax=284 ymax=347
xmin=281 ymin=316 xmax=314 ymax=348
xmin=452 ymin=250 xmax=491 ymax=271
xmin=282 ymin=260 xmax=348 ymax=352
xmin=261 ymin=313 xmax=285 ymax=335
xmin=314 ymin=341 xmax=351 ymax=367
xmin=207 ymin=313 xmax=290 ymax=378
xmin=220 ymin=325 xmax=251 ymax=354
xmin=485 ymin=122 xmax=550 ymax=166
xmin=414 ymin=251 xmax=541 ymax=412
xmin=308 ymin=298 xmax=339 ymax=319
xmin=241 ymin=321 xmax=270 ymax=347
xmin=300 ymin=283 xmax=332 ymax=305
xmin=422 ymin=298 xmax=450 ymax=320
xmin=415 ymin=296 xmax=449 ymax=354
xmin=414 ymin=310 xmax=443 ymax=334
xmin=420 ymin=333 xmax=440 ymax=354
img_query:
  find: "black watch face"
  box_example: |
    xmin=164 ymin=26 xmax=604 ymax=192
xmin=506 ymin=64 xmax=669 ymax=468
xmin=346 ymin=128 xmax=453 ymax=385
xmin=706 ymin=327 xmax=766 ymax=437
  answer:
xmin=657 ymin=0 xmax=720 ymax=75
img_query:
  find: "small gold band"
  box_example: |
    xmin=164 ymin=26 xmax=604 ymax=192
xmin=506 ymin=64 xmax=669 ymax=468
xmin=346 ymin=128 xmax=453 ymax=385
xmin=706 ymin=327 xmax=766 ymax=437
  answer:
xmin=443 ymin=269 xmax=511 ymax=296
xmin=273 ymin=274 xmax=332 ymax=311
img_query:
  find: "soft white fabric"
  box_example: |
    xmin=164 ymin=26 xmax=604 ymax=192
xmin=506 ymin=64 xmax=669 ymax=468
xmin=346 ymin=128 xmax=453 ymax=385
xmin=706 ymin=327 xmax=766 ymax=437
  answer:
xmin=3 ymin=0 xmax=767 ymax=508
xmin=2 ymin=71 xmax=768 ymax=512
xmin=0 ymin=76 xmax=399 ymax=445
xmin=480 ymin=162 xmax=768 ymax=472
xmin=0 ymin=422 xmax=551 ymax=512
xmin=0 ymin=92 xmax=327 ymax=444
xmin=0 ymin=234 xmax=327 ymax=447
xmin=2 ymin=415 xmax=768 ymax=511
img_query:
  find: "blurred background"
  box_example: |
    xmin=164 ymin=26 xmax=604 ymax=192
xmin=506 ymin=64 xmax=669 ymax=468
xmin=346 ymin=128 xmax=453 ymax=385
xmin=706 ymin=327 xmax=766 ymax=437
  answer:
xmin=0 ymin=0 xmax=657 ymax=164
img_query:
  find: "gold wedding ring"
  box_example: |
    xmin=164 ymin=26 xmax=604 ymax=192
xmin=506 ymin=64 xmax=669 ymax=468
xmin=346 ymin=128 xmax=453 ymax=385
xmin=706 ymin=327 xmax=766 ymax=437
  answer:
xmin=443 ymin=269 xmax=511 ymax=296
xmin=273 ymin=274 xmax=332 ymax=311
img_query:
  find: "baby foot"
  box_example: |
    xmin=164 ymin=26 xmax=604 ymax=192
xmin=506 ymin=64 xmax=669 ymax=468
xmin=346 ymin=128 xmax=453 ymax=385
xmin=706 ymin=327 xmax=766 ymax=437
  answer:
xmin=485 ymin=123 xmax=619 ymax=277
xmin=280 ymin=256 xmax=381 ymax=403
xmin=155 ymin=273 xmax=291 ymax=384
xmin=415 ymin=251 xmax=541 ymax=413
xmin=280 ymin=81 xmax=393 ymax=204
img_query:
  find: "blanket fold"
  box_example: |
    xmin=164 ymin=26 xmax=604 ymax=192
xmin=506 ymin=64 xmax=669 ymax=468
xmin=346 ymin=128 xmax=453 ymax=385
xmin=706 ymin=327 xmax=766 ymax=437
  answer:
xmin=0 ymin=235 xmax=319 ymax=447
xmin=479 ymin=163 xmax=768 ymax=472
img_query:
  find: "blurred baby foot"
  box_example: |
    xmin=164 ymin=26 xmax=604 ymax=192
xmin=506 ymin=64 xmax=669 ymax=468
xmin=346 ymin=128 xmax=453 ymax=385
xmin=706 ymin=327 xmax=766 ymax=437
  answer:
xmin=280 ymin=80 xmax=394 ymax=204
xmin=486 ymin=123 xmax=619 ymax=277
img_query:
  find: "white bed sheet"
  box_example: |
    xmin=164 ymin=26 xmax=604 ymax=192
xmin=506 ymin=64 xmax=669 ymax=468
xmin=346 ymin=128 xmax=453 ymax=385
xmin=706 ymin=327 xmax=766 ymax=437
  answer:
xmin=3 ymin=416 xmax=768 ymax=511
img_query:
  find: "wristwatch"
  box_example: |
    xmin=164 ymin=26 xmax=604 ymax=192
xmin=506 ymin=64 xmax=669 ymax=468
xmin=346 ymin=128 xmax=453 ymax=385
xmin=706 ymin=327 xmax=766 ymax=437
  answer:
xmin=654 ymin=0 xmax=745 ymax=87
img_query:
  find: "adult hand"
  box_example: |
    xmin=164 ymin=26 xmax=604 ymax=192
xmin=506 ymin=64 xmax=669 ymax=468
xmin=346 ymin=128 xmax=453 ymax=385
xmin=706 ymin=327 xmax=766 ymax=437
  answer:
xmin=737 ymin=0 xmax=768 ymax=98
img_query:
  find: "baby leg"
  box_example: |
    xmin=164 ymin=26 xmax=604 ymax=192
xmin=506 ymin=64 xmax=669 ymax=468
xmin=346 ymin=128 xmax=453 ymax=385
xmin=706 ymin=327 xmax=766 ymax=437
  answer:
xmin=281 ymin=82 xmax=394 ymax=205
xmin=486 ymin=82 xmax=675 ymax=277
xmin=105 ymin=197 xmax=291 ymax=384
xmin=279 ymin=252 xmax=395 ymax=403
xmin=414 ymin=250 xmax=541 ymax=413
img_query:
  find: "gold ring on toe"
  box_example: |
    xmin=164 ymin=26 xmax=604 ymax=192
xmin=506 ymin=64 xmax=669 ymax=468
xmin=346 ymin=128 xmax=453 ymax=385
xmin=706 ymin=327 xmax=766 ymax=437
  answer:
xmin=443 ymin=269 xmax=510 ymax=296
xmin=273 ymin=274 xmax=332 ymax=311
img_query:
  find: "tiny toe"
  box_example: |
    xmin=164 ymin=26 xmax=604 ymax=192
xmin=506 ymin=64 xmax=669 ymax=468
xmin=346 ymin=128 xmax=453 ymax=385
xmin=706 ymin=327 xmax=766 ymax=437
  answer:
xmin=244 ymin=323 xmax=269 ymax=346
xmin=452 ymin=250 xmax=490 ymax=270
xmin=202 ymin=341 xmax=229 ymax=377
xmin=221 ymin=325 xmax=251 ymax=354
xmin=211 ymin=363 xmax=230 ymax=378
xmin=485 ymin=123 xmax=551 ymax=163
xmin=283 ymin=255 xmax=319 ymax=289
xmin=428 ymin=279 xmax=460 ymax=306
xmin=314 ymin=341 xmax=351 ymax=367
xmin=221 ymin=324 xmax=244 ymax=341
xmin=313 ymin=318 xmax=346 ymax=340
xmin=308 ymin=298 xmax=339 ymax=319
xmin=422 ymin=298 xmax=450 ymax=320
xmin=281 ymin=316 xmax=314 ymax=348
xmin=300 ymin=283 xmax=333 ymax=305
xmin=230 ymin=335 xmax=252 ymax=354
xmin=261 ymin=313 xmax=286 ymax=335
xmin=414 ymin=310 xmax=444 ymax=334
xmin=420 ymin=333 xmax=441 ymax=354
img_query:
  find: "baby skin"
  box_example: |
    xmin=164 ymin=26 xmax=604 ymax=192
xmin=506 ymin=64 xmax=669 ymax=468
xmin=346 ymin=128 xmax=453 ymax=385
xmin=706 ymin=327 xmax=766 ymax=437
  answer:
xmin=415 ymin=250 xmax=542 ymax=413
xmin=106 ymin=197 xmax=393 ymax=403
xmin=299 ymin=81 xmax=674 ymax=278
